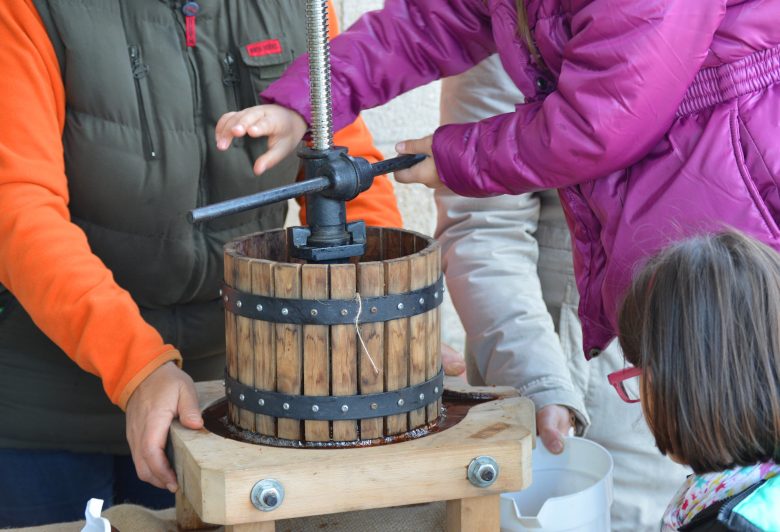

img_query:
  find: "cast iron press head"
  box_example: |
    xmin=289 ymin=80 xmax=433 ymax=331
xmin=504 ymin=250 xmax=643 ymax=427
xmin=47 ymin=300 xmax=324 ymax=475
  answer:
xmin=188 ymin=0 xmax=424 ymax=262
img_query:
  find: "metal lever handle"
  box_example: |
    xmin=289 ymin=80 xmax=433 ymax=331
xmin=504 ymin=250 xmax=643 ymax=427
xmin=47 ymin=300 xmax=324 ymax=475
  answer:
xmin=370 ymin=153 xmax=427 ymax=176
xmin=188 ymin=153 xmax=427 ymax=224
xmin=187 ymin=177 xmax=330 ymax=223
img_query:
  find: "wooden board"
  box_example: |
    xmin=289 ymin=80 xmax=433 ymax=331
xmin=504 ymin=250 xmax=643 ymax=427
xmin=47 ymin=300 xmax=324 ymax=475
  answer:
xmin=224 ymin=253 xmax=238 ymax=426
xmin=236 ymin=259 xmax=255 ymax=431
xmin=384 ymin=258 xmax=409 ymax=435
xmin=171 ymin=381 xmax=534 ymax=526
xmin=274 ymin=263 xmax=302 ymax=440
xmin=357 ymin=262 xmax=385 ymax=439
xmin=330 ymin=264 xmax=358 ymax=441
xmin=302 ymin=264 xmax=330 ymax=442
xmin=408 ymin=252 xmax=429 ymax=428
xmin=252 ymin=261 xmax=276 ymax=436
xmin=446 ymin=496 xmax=501 ymax=532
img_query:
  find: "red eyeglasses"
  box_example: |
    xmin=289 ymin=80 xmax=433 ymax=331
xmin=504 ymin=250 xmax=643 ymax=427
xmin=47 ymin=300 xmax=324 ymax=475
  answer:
xmin=607 ymin=366 xmax=642 ymax=403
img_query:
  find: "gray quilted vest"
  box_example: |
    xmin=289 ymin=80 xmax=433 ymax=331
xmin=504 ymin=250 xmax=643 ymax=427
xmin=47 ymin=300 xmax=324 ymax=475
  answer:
xmin=0 ymin=0 xmax=311 ymax=453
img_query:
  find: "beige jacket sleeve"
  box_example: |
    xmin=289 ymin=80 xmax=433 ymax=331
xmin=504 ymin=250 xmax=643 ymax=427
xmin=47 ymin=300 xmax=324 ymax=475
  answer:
xmin=437 ymin=55 xmax=588 ymax=427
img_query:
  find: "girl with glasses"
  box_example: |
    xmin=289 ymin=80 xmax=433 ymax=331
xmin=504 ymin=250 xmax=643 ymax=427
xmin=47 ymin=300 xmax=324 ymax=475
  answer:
xmin=614 ymin=230 xmax=780 ymax=531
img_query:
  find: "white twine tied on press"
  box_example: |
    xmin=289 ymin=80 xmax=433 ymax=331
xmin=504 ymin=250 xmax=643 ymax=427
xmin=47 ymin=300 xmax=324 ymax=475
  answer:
xmin=353 ymin=292 xmax=380 ymax=375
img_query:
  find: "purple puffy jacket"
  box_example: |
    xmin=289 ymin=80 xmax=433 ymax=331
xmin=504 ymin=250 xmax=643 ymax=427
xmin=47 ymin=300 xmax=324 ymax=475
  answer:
xmin=263 ymin=0 xmax=780 ymax=358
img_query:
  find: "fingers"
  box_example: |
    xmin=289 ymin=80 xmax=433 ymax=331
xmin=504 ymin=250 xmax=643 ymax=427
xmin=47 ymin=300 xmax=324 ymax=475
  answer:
xmin=178 ymin=379 xmax=204 ymax=430
xmin=215 ymin=107 xmax=271 ymax=150
xmin=139 ymin=409 xmax=179 ymax=492
xmin=394 ymin=157 xmax=441 ymax=188
xmin=441 ymin=343 xmax=466 ymax=376
xmin=536 ymin=404 xmax=576 ymax=455
xmin=395 ymin=136 xmax=433 ymax=156
xmin=252 ymin=137 xmax=296 ymax=176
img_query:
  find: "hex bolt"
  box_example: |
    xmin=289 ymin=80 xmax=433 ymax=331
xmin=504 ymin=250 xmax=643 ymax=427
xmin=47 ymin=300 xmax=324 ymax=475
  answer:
xmin=467 ymin=456 xmax=499 ymax=488
xmin=250 ymin=479 xmax=285 ymax=512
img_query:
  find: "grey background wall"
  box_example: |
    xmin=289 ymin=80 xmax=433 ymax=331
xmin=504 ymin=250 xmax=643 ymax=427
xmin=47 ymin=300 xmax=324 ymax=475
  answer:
xmin=288 ymin=0 xmax=466 ymax=352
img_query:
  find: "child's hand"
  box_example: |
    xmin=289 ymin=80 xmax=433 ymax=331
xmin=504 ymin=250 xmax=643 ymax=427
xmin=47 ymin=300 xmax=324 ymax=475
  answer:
xmin=537 ymin=404 xmax=576 ymax=455
xmin=394 ymin=136 xmax=444 ymax=189
xmin=215 ymin=104 xmax=307 ymax=175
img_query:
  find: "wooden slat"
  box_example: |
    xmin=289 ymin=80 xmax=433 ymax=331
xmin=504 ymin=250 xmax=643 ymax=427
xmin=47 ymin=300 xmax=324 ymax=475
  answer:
xmin=408 ymin=252 xmax=428 ymax=429
xmin=252 ymin=260 xmax=276 ymax=436
xmin=302 ymin=264 xmax=330 ymax=442
xmin=427 ymin=247 xmax=440 ymax=422
xmin=224 ymin=252 xmax=238 ymax=427
xmin=235 ymin=258 xmax=256 ymax=431
xmin=330 ymin=264 xmax=358 ymax=441
xmin=364 ymin=227 xmax=383 ymax=262
xmin=382 ymin=228 xmax=402 ymax=261
xmin=384 ymin=258 xmax=410 ymax=435
xmin=274 ymin=263 xmax=302 ymax=440
xmin=431 ymin=248 xmax=442 ymax=420
xmin=357 ymin=262 xmax=385 ymax=439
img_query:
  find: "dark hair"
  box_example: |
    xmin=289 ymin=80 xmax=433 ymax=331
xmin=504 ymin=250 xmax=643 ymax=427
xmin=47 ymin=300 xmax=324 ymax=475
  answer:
xmin=618 ymin=230 xmax=780 ymax=474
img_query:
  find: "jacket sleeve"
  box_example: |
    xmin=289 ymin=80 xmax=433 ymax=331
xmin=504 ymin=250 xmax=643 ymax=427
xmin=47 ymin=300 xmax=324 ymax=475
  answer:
xmin=262 ymin=0 xmax=496 ymax=132
xmin=433 ymin=0 xmax=728 ymax=196
xmin=0 ymin=0 xmax=181 ymax=409
xmin=437 ymin=57 xmax=587 ymax=427
xmin=436 ymin=189 xmax=589 ymax=427
xmin=299 ymin=2 xmax=403 ymax=229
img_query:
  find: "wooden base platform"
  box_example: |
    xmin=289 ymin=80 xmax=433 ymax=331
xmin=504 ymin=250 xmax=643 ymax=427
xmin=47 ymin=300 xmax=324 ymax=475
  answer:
xmin=171 ymin=379 xmax=534 ymax=531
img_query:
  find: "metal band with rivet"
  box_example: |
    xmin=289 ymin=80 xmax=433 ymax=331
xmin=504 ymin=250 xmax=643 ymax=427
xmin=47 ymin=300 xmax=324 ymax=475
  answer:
xmin=221 ymin=276 xmax=444 ymax=325
xmin=225 ymin=369 xmax=445 ymax=420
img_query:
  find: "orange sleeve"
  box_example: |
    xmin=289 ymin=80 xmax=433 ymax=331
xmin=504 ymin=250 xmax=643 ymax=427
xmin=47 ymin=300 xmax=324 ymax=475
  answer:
xmin=0 ymin=0 xmax=181 ymax=410
xmin=298 ymin=3 xmax=403 ymax=228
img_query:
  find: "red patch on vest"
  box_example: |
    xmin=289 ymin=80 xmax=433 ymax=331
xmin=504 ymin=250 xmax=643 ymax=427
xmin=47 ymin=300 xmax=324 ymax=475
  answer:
xmin=246 ymin=40 xmax=283 ymax=57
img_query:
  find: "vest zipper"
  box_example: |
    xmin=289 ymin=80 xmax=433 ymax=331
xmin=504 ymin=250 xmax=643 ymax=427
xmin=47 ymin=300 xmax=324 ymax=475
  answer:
xmin=222 ymin=52 xmax=241 ymax=111
xmin=128 ymin=45 xmax=159 ymax=161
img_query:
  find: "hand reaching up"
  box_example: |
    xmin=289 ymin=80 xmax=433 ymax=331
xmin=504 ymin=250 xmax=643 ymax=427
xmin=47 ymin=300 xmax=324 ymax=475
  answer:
xmin=215 ymin=104 xmax=307 ymax=175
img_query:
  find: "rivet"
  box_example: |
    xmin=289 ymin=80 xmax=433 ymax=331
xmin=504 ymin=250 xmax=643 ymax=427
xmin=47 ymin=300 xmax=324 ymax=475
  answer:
xmin=256 ymin=304 xmax=263 ymax=312
xmin=219 ymin=288 xmax=223 ymax=297
xmin=341 ymin=404 xmax=349 ymax=412
xmin=419 ymin=393 xmax=425 ymax=401
xmin=312 ymin=405 xmax=320 ymax=412
xmin=370 ymin=306 xmax=378 ymax=314
xmin=370 ymin=402 xmax=378 ymax=410
xmin=340 ymin=309 xmax=348 ymax=316
xmin=283 ymin=402 xmax=290 ymax=410
xmin=239 ymin=393 xmax=245 ymax=402
xmin=397 ymin=398 xmax=405 ymax=406
xmin=397 ymin=303 xmax=404 ymax=310
xmin=236 ymin=300 xmax=242 ymax=308
xmin=419 ymin=298 xmax=425 ymax=305
xmin=434 ymin=291 xmax=439 ymax=299
xmin=310 ymin=309 xmax=318 ymax=317
xmin=258 ymin=398 xmax=265 ymax=406
xmin=281 ymin=308 xmax=289 ymax=316
xmin=224 ymin=295 xmax=229 ymax=302
xmin=434 ymin=386 xmax=439 ymax=394
xmin=227 ymin=387 xmax=232 ymax=395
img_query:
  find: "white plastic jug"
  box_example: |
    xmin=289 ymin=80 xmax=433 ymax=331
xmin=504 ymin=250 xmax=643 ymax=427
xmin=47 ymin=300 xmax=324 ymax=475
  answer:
xmin=500 ymin=437 xmax=614 ymax=532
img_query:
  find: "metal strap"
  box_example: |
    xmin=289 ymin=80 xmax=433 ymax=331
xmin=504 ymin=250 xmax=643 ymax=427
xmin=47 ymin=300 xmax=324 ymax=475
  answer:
xmin=222 ymin=275 xmax=444 ymax=325
xmin=225 ymin=369 xmax=444 ymax=421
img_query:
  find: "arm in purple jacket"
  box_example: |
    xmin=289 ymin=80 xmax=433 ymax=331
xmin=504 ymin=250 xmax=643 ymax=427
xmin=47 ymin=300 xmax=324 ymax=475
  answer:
xmin=262 ymin=0 xmax=496 ymax=132
xmin=434 ymin=0 xmax=728 ymax=196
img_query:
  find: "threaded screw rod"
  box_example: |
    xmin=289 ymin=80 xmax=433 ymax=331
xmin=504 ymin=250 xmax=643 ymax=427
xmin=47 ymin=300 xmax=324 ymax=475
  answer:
xmin=306 ymin=0 xmax=333 ymax=151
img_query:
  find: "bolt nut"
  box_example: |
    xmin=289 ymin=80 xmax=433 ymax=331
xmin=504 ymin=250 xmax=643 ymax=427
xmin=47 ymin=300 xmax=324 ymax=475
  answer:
xmin=312 ymin=405 xmax=320 ymax=413
xmin=397 ymin=302 xmax=404 ymax=310
xmin=370 ymin=306 xmax=378 ymax=314
xmin=341 ymin=404 xmax=349 ymax=413
xmin=256 ymin=304 xmax=263 ymax=312
xmin=281 ymin=308 xmax=289 ymax=316
xmin=467 ymin=456 xmax=499 ymax=488
xmin=282 ymin=402 xmax=290 ymax=410
xmin=236 ymin=300 xmax=242 ymax=308
xmin=239 ymin=393 xmax=245 ymax=402
xmin=310 ymin=309 xmax=318 ymax=317
xmin=250 ymin=479 xmax=285 ymax=512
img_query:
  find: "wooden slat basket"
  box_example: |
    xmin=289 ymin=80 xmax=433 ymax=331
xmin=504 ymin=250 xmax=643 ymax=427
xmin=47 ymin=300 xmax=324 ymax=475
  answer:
xmin=222 ymin=227 xmax=442 ymax=443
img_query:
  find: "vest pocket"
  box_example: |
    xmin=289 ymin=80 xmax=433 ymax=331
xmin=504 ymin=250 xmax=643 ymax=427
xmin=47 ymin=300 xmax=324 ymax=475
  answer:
xmin=237 ymin=36 xmax=294 ymax=101
xmin=128 ymin=45 xmax=159 ymax=161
